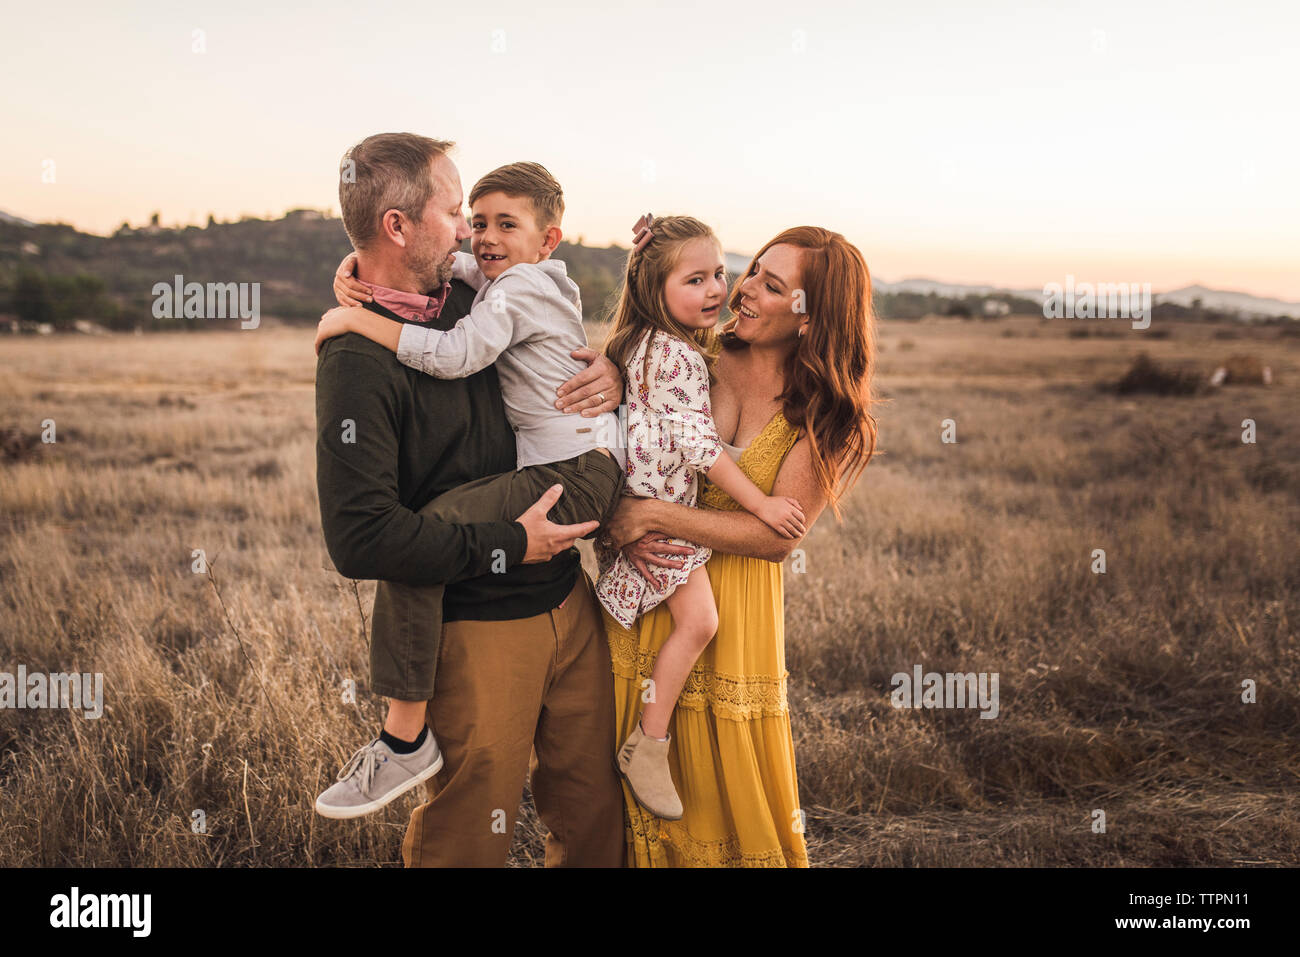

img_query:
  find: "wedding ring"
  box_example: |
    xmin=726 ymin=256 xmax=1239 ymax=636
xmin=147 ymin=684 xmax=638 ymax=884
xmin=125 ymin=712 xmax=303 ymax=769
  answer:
xmin=597 ymin=392 xmax=606 ymax=404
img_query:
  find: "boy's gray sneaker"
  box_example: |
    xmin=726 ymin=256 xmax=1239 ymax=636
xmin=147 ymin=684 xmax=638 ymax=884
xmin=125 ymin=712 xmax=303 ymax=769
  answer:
xmin=314 ymin=731 xmax=443 ymax=819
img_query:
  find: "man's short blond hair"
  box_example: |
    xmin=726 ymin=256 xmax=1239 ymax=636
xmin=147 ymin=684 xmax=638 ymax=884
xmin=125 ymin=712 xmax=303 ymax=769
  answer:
xmin=339 ymin=133 xmax=454 ymax=250
xmin=468 ymin=162 xmax=564 ymax=230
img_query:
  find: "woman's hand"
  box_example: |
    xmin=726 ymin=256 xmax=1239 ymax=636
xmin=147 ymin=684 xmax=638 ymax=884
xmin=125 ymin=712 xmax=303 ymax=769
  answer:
xmin=333 ymin=252 xmax=372 ymax=307
xmin=315 ymin=306 xmax=364 ymax=355
xmin=623 ymin=533 xmax=694 ymax=591
xmin=557 ymin=349 xmax=622 ymax=417
xmin=604 ymin=498 xmax=693 ymax=586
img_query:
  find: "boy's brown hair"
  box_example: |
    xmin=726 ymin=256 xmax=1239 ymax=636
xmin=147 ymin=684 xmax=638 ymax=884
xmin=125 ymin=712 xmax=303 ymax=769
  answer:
xmin=468 ymin=161 xmax=565 ymax=229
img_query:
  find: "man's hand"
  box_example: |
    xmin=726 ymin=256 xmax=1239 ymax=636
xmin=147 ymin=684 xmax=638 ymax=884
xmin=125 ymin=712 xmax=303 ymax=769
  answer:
xmin=604 ymin=494 xmax=658 ymax=549
xmin=623 ymin=532 xmax=693 ymax=590
xmin=515 ymin=484 xmax=600 ymax=563
xmin=556 ymin=349 xmax=622 ymax=417
xmin=334 ymin=252 xmax=372 ymax=307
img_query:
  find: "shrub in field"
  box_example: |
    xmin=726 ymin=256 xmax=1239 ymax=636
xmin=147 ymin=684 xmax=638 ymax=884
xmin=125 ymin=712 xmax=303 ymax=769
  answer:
xmin=1 ymin=425 xmax=41 ymax=462
xmin=1220 ymin=353 xmax=1273 ymax=385
xmin=1115 ymin=352 xmax=1206 ymax=395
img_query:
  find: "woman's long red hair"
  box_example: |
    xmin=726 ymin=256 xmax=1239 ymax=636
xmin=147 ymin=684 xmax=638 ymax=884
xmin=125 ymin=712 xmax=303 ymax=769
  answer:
xmin=722 ymin=226 xmax=877 ymax=519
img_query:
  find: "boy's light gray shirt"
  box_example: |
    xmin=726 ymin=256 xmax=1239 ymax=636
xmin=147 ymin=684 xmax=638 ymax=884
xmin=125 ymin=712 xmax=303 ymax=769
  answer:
xmin=395 ymin=252 xmax=626 ymax=473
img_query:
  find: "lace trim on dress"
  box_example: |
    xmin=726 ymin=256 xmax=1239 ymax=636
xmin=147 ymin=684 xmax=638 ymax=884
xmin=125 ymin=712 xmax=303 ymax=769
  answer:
xmin=627 ymin=813 xmax=810 ymax=868
xmin=607 ymin=627 xmax=789 ymax=721
xmin=699 ymin=411 xmax=800 ymax=510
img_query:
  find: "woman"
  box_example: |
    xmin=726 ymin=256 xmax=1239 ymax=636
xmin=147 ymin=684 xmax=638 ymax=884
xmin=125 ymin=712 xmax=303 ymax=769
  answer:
xmin=599 ymin=226 xmax=878 ymax=867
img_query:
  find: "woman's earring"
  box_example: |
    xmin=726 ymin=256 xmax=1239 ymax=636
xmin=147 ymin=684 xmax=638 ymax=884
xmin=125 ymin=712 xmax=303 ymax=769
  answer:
xmin=798 ymin=327 xmax=806 ymax=338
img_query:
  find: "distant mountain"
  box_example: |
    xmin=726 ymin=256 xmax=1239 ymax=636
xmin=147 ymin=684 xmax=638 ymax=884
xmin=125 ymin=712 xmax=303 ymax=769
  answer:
xmin=725 ymin=252 xmax=752 ymax=275
xmin=1153 ymin=284 xmax=1300 ymax=320
xmin=874 ymin=277 xmax=1031 ymax=299
xmin=724 ymin=258 xmax=1300 ymax=322
xmin=870 ymin=277 xmax=1300 ymax=321
xmin=727 ymin=268 xmax=1039 ymax=301
xmin=0 ymin=209 xmax=36 ymax=227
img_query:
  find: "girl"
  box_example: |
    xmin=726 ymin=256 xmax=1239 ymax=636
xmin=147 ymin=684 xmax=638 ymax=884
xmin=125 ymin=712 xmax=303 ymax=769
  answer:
xmin=595 ymin=214 xmax=806 ymax=820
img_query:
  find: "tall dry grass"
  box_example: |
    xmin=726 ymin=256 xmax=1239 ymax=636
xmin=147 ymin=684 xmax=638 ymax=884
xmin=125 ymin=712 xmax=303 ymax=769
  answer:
xmin=0 ymin=316 xmax=1296 ymax=866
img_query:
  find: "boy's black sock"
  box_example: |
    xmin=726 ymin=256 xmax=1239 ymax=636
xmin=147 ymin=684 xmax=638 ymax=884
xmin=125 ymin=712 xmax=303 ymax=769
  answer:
xmin=379 ymin=726 xmax=427 ymax=754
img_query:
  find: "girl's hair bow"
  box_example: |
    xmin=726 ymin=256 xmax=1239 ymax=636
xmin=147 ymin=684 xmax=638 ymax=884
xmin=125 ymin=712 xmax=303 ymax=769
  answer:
xmin=631 ymin=213 xmax=654 ymax=252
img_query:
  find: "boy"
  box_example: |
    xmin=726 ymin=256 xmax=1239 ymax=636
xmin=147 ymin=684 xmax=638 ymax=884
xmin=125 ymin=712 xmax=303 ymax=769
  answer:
xmin=314 ymin=162 xmax=626 ymax=819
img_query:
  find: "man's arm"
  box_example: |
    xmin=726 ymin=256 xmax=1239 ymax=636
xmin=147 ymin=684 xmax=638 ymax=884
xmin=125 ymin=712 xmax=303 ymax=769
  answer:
xmin=315 ymin=341 xmax=527 ymax=585
xmin=647 ymin=499 xmax=791 ymax=562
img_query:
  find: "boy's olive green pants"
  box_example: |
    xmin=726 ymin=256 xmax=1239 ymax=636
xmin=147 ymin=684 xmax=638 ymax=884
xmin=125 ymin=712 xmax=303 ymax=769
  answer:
xmin=368 ymin=447 xmax=624 ymax=701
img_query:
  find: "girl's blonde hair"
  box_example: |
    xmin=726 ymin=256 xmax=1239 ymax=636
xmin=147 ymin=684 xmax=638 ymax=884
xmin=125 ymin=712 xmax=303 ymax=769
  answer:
xmin=601 ymin=215 xmax=722 ymax=387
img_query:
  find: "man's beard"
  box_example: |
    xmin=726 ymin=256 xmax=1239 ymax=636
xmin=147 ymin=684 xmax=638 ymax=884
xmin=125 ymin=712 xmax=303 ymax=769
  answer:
xmin=404 ymin=240 xmax=455 ymax=292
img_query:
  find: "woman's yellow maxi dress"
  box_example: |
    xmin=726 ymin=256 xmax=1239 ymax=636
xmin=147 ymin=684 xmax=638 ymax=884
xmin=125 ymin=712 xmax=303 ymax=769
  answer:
xmin=601 ymin=411 xmax=809 ymax=867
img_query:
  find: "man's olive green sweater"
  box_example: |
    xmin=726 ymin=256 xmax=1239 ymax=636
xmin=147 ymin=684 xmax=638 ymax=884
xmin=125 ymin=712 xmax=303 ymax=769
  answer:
xmin=314 ymin=281 xmax=579 ymax=622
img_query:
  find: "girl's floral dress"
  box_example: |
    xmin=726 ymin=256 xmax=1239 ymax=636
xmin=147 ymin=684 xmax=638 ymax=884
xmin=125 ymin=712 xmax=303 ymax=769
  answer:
xmin=594 ymin=329 xmax=723 ymax=628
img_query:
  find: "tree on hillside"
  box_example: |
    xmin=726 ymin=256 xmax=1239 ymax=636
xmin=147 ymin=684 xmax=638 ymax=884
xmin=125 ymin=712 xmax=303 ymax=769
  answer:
xmin=10 ymin=269 xmax=116 ymax=329
xmin=13 ymin=269 xmax=55 ymax=325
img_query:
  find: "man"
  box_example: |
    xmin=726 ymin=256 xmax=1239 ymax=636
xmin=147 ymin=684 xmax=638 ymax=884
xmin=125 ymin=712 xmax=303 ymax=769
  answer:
xmin=315 ymin=132 xmax=625 ymax=866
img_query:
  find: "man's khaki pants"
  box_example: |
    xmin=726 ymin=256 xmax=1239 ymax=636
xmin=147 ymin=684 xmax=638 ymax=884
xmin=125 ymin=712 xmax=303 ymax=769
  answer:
xmin=400 ymin=569 xmax=626 ymax=867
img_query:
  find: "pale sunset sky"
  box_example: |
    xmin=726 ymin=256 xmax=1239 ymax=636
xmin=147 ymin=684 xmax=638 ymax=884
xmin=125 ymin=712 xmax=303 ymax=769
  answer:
xmin=2 ymin=0 xmax=1297 ymax=298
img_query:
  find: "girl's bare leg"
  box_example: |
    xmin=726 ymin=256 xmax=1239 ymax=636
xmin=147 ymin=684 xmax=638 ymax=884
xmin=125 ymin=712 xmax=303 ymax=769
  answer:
xmin=640 ymin=565 xmax=718 ymax=738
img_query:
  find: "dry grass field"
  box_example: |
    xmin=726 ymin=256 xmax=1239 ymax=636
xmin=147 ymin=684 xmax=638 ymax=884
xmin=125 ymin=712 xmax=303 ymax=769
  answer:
xmin=0 ymin=316 xmax=1297 ymax=867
